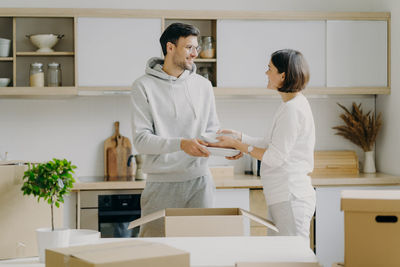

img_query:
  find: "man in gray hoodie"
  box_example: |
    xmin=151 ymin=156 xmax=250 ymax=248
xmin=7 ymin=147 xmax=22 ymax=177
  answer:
xmin=130 ymin=23 xmax=220 ymax=237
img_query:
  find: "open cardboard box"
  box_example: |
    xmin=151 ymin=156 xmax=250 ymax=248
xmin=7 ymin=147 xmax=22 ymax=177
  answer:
xmin=236 ymin=263 xmax=321 ymax=267
xmin=128 ymin=208 xmax=278 ymax=236
xmin=341 ymin=190 xmax=400 ymax=267
xmin=46 ymin=239 xmax=189 ymax=267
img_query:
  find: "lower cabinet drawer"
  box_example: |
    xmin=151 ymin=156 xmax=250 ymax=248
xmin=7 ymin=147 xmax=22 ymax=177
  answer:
xmin=80 ymin=208 xmax=98 ymax=230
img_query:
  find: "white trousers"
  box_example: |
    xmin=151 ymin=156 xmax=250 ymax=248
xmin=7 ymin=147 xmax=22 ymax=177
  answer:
xmin=266 ymin=193 xmax=316 ymax=239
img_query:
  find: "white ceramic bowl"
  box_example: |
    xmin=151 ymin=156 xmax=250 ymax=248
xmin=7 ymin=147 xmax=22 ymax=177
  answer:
xmin=201 ymin=132 xmax=236 ymax=143
xmin=201 ymin=132 xmax=220 ymax=143
xmin=206 ymin=147 xmax=241 ymax=157
xmin=0 ymin=38 xmax=11 ymax=44
xmin=27 ymin=34 xmax=64 ymax=53
xmin=0 ymin=78 xmax=10 ymax=87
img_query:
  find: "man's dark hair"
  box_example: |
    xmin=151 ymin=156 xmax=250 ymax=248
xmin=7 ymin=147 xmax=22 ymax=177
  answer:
xmin=160 ymin=23 xmax=200 ymax=56
xmin=271 ymin=49 xmax=310 ymax=93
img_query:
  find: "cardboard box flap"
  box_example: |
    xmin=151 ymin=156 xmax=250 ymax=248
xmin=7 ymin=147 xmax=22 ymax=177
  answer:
xmin=46 ymin=240 xmax=189 ymax=267
xmin=236 ymin=262 xmax=321 ymax=267
xmin=128 ymin=209 xmax=165 ymax=229
xmin=239 ymin=209 xmax=278 ymax=232
xmin=128 ymin=208 xmax=277 ymax=232
xmin=341 ymin=190 xmax=400 ymax=212
xmin=165 ymin=207 xmax=241 ymax=216
xmin=69 ymin=241 xmax=187 ymax=263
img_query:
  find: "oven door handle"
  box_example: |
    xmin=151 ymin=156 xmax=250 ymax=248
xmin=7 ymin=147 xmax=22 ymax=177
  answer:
xmin=98 ymin=210 xmax=141 ymax=216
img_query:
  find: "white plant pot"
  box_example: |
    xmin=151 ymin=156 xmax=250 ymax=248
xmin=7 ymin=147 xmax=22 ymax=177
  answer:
xmin=36 ymin=228 xmax=70 ymax=263
xmin=69 ymin=229 xmax=100 ymax=246
xmin=363 ymin=150 xmax=376 ymax=173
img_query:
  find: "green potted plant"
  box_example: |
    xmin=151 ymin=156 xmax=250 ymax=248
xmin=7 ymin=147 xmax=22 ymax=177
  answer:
xmin=332 ymin=102 xmax=382 ymax=173
xmin=21 ymin=158 xmax=76 ymax=262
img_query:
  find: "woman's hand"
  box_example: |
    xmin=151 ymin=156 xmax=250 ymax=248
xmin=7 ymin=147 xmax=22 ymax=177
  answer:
xmin=208 ymin=135 xmax=238 ymax=149
xmin=225 ymin=151 xmax=243 ymax=160
xmin=217 ymin=129 xmax=242 ymax=141
xmin=209 ymin=136 xmax=244 ymax=160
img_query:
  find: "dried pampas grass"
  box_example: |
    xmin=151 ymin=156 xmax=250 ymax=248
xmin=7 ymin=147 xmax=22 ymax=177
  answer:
xmin=332 ymin=102 xmax=382 ymax=152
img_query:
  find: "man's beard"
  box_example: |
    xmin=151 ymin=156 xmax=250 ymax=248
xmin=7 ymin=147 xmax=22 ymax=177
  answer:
xmin=173 ymin=56 xmax=193 ymax=71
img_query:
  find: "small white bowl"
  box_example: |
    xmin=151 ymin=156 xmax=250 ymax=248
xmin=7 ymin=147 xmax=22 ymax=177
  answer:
xmin=0 ymin=38 xmax=11 ymax=44
xmin=0 ymin=78 xmax=10 ymax=87
xmin=26 ymin=34 xmax=64 ymax=53
xmin=206 ymin=147 xmax=241 ymax=157
xmin=201 ymin=132 xmax=220 ymax=143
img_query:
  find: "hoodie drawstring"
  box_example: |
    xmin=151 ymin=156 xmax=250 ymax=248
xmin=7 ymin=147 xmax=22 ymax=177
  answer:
xmin=169 ymin=80 xmax=178 ymax=119
xmin=184 ymin=81 xmax=197 ymax=119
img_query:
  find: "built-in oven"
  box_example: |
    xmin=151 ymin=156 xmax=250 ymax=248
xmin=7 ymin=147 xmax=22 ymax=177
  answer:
xmin=79 ymin=190 xmax=141 ymax=238
xmin=98 ymin=194 xmax=141 ymax=237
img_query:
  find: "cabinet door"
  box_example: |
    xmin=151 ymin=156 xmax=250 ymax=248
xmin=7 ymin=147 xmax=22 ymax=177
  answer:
xmin=215 ymin=188 xmax=250 ymax=235
xmin=217 ymin=20 xmax=325 ymax=88
xmin=327 ymin=20 xmax=387 ymax=87
xmin=77 ymin=17 xmax=162 ymax=86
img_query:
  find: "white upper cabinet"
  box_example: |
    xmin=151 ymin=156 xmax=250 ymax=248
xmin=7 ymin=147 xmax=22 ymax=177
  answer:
xmin=327 ymin=21 xmax=387 ymax=87
xmin=77 ymin=18 xmax=162 ymax=87
xmin=217 ymin=20 xmax=326 ymax=88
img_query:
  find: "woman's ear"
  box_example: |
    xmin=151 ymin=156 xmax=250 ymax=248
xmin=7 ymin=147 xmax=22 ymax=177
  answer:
xmin=280 ymin=72 xmax=285 ymax=81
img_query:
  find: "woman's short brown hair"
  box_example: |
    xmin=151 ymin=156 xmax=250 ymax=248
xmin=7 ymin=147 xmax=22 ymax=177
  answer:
xmin=270 ymin=49 xmax=310 ymax=93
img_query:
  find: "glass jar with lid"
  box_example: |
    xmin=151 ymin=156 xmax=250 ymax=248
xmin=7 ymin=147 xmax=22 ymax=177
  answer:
xmin=29 ymin=62 xmax=44 ymax=87
xmin=199 ymin=36 xmax=215 ymax=59
xmin=47 ymin=62 xmax=62 ymax=87
xmin=199 ymin=67 xmax=212 ymax=81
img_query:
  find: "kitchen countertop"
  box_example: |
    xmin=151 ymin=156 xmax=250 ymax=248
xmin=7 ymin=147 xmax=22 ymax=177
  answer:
xmin=72 ymin=172 xmax=400 ymax=191
xmin=0 ymin=236 xmax=317 ymax=267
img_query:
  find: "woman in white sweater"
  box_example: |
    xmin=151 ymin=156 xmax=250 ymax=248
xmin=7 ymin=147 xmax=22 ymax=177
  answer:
xmin=211 ymin=49 xmax=315 ymax=239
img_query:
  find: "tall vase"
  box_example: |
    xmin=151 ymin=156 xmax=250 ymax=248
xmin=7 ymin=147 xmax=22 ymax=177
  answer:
xmin=363 ymin=151 xmax=376 ymax=173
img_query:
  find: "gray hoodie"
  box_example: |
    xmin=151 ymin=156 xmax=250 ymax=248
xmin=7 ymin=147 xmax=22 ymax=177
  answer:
xmin=130 ymin=57 xmax=220 ymax=182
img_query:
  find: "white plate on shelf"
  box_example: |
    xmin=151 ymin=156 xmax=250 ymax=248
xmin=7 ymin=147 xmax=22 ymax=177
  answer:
xmin=205 ymin=147 xmax=241 ymax=157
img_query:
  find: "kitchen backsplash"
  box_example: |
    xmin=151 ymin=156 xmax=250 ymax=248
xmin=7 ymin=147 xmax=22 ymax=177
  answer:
xmin=0 ymin=94 xmax=374 ymax=176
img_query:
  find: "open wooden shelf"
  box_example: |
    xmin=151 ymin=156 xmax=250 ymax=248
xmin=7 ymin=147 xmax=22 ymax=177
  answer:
xmin=213 ymin=87 xmax=390 ymax=96
xmin=194 ymin=58 xmax=216 ymax=63
xmin=16 ymin=52 xmax=74 ymax=56
xmin=0 ymin=86 xmax=77 ymax=96
xmin=0 ymin=57 xmax=13 ymax=61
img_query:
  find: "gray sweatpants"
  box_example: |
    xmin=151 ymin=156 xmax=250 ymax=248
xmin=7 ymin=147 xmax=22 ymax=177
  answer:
xmin=139 ymin=175 xmax=215 ymax=237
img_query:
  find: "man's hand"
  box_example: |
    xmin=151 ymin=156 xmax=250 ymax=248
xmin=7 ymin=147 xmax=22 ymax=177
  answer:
xmin=180 ymin=138 xmax=210 ymax=157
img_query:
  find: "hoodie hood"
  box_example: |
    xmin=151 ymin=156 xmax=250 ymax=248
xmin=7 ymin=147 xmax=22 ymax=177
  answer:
xmin=145 ymin=57 xmax=197 ymax=81
xmin=145 ymin=57 xmax=198 ymax=119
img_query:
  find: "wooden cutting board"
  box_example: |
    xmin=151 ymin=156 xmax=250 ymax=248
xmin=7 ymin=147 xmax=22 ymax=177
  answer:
xmin=310 ymin=150 xmax=359 ymax=177
xmin=104 ymin=121 xmax=134 ymax=181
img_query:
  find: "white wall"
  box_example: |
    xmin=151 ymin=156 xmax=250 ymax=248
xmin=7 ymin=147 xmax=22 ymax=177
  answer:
xmin=376 ymin=1 xmax=400 ymax=175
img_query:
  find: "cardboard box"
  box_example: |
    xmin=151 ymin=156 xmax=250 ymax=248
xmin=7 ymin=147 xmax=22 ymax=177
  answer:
xmin=341 ymin=190 xmax=400 ymax=267
xmin=46 ymin=239 xmax=189 ymax=267
xmin=0 ymin=165 xmax=63 ymax=259
xmin=236 ymin=263 xmax=320 ymax=267
xmin=128 ymin=208 xmax=278 ymax=236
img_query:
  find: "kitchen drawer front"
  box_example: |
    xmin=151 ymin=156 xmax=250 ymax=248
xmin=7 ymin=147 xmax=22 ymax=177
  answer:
xmin=80 ymin=189 xmax=142 ymax=208
xmin=80 ymin=208 xmax=98 ymax=230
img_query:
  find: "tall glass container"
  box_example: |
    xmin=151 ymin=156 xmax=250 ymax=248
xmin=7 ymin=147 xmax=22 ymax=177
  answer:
xmin=29 ymin=62 xmax=44 ymax=87
xmin=47 ymin=62 xmax=62 ymax=87
xmin=199 ymin=36 xmax=215 ymax=59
